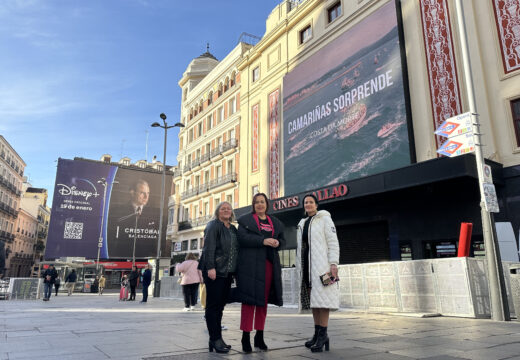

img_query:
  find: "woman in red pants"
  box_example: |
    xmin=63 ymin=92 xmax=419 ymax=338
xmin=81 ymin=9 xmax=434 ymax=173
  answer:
xmin=236 ymin=193 xmax=285 ymax=353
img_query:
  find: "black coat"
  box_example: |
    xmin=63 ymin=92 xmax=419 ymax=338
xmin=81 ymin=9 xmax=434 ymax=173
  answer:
xmin=129 ymin=270 xmax=139 ymax=286
xmin=199 ymin=219 xmax=238 ymax=277
xmin=142 ymin=269 xmax=152 ymax=286
xmin=236 ymin=213 xmax=285 ymax=307
xmin=43 ymin=268 xmax=58 ymax=284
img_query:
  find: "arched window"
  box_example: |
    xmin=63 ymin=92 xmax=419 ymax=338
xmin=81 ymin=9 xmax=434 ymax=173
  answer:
xmin=218 ymin=83 xmax=223 ymax=97
xmin=231 ymin=71 xmax=236 ymax=87
xmin=208 ymin=91 xmax=213 ymax=105
xmin=224 ymin=77 xmax=229 ymax=92
xmin=199 ymin=100 xmax=203 ymax=113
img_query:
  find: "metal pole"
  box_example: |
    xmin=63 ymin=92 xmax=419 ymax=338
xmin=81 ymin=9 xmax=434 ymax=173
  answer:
xmin=454 ymin=0 xmax=509 ymax=321
xmin=154 ymin=120 xmax=167 ymax=297
xmin=132 ymin=214 xmax=138 ymax=267
xmin=96 ymin=181 xmax=107 ymax=272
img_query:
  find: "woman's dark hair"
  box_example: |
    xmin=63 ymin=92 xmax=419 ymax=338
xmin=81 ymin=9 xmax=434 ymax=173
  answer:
xmin=251 ymin=192 xmax=269 ymax=214
xmin=302 ymin=194 xmax=319 ymax=216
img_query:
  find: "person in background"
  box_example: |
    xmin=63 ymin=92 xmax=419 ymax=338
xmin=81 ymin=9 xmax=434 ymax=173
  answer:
xmin=65 ymin=269 xmax=77 ymax=296
xmin=120 ymin=274 xmax=129 ymax=301
xmin=199 ymin=201 xmax=238 ymax=354
xmin=236 ymin=193 xmax=285 ymax=353
xmin=42 ymin=264 xmax=57 ymax=301
xmin=54 ymin=277 xmax=61 ymax=296
xmin=297 ymin=194 xmax=340 ymax=353
xmin=0 ymin=241 xmax=5 ymax=279
xmin=92 ymin=276 xmax=99 ymax=293
xmin=128 ymin=266 xmax=140 ymax=301
xmin=141 ymin=264 xmax=152 ymax=303
xmin=98 ymin=274 xmax=106 ymax=295
xmin=176 ymin=253 xmax=203 ymax=311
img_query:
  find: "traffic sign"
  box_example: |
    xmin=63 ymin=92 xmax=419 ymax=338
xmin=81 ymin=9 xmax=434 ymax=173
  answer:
xmin=437 ymin=132 xmax=475 ymax=157
xmin=483 ymin=183 xmax=499 ymax=213
xmin=435 ymin=112 xmax=473 ymax=138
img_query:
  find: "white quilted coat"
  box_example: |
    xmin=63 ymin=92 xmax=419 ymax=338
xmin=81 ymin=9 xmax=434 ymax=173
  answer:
xmin=296 ymin=210 xmax=340 ymax=309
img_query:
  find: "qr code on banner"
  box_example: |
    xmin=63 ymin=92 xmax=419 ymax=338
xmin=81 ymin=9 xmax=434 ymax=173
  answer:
xmin=64 ymin=221 xmax=83 ymax=239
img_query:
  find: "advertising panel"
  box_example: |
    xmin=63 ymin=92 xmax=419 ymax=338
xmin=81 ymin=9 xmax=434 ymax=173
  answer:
xmin=45 ymin=158 xmax=172 ymax=259
xmin=282 ymin=1 xmax=412 ymax=195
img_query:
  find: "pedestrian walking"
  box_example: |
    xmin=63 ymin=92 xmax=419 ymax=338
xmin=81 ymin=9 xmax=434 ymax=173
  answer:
xmin=54 ymin=277 xmax=61 ymax=296
xmin=42 ymin=264 xmax=58 ymax=301
xmin=120 ymin=274 xmax=129 ymax=301
xmin=98 ymin=275 xmax=106 ymax=295
xmin=92 ymin=276 xmax=99 ymax=293
xmin=65 ymin=269 xmax=77 ymax=296
xmin=140 ymin=264 xmax=152 ymax=303
xmin=236 ymin=193 xmax=285 ymax=353
xmin=128 ymin=266 xmax=139 ymax=301
xmin=199 ymin=201 xmax=238 ymax=354
xmin=176 ymin=253 xmax=203 ymax=311
xmin=296 ymin=194 xmax=340 ymax=353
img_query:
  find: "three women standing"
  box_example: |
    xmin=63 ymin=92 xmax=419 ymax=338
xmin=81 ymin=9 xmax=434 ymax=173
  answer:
xmin=297 ymin=194 xmax=340 ymax=352
xmin=236 ymin=193 xmax=285 ymax=353
xmin=200 ymin=202 xmax=239 ymax=354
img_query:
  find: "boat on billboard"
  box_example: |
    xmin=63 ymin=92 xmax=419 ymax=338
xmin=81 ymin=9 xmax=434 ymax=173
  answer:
xmin=45 ymin=158 xmax=173 ymax=259
xmin=282 ymin=1 xmax=412 ymax=195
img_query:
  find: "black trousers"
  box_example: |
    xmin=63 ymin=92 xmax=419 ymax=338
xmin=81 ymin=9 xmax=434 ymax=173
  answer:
xmin=204 ymin=274 xmax=232 ymax=341
xmin=182 ymin=283 xmax=199 ymax=307
xmin=130 ymin=285 xmax=136 ymax=300
xmin=142 ymin=284 xmax=149 ymax=302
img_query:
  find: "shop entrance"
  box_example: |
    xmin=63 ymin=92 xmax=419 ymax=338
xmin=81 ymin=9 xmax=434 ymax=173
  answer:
xmin=336 ymin=221 xmax=390 ymax=264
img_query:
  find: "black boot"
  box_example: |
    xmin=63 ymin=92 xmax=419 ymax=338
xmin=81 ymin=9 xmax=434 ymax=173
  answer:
xmin=305 ymin=325 xmax=321 ymax=348
xmin=310 ymin=326 xmax=329 ymax=352
xmin=209 ymin=338 xmax=230 ymax=353
xmin=241 ymin=331 xmax=252 ymax=353
xmin=254 ymin=330 xmax=268 ymax=351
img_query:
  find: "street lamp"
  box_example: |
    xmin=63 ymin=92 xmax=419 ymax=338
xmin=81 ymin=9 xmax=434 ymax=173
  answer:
xmin=96 ymin=177 xmax=118 ymax=272
xmin=151 ymin=113 xmax=184 ymax=297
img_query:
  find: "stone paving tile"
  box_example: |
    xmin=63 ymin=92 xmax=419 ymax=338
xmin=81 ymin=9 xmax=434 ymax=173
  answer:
xmin=355 ymin=353 xmax=416 ymax=360
xmin=389 ymin=344 xmax=468 ymax=359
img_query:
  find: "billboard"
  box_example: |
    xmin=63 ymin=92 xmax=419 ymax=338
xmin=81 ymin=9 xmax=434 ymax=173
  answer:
xmin=283 ymin=1 xmax=412 ymax=195
xmin=45 ymin=158 xmax=172 ymax=259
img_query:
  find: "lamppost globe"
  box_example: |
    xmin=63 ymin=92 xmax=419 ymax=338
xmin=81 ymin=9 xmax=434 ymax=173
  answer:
xmin=151 ymin=122 xmax=161 ymax=127
xmin=160 ymin=113 xmax=167 ymax=121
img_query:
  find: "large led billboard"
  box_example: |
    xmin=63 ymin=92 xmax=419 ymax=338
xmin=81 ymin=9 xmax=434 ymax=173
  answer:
xmin=283 ymin=1 xmax=412 ymax=195
xmin=45 ymin=158 xmax=172 ymax=259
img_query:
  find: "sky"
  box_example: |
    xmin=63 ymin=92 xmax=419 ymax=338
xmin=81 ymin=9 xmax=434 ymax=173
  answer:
xmin=0 ymin=0 xmax=281 ymax=206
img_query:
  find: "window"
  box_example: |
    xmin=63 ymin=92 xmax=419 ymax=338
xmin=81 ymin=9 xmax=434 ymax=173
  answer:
xmin=218 ymin=107 xmax=224 ymax=123
xmin=189 ymin=129 xmax=194 ymax=143
xmin=204 ymin=202 xmax=209 ymax=216
xmin=207 ymin=114 xmax=213 ymax=131
xmin=226 ymin=194 xmax=232 ymax=205
xmin=328 ymin=2 xmax=341 ymax=23
xmin=229 ymin=97 xmax=236 ymax=115
xmin=198 ymin=122 xmax=203 ymax=136
xmin=208 ymin=91 xmax=213 ymax=105
xmin=216 ymin=165 xmax=222 ymax=178
xmin=512 ymin=98 xmax=520 ymax=147
xmin=190 ymin=239 xmax=198 ymax=250
xmin=300 ymin=25 xmax=312 ymax=44
xmin=181 ymin=240 xmax=189 ymax=251
xmin=227 ymin=159 xmax=234 ymax=174
xmin=252 ymin=66 xmax=260 ymax=82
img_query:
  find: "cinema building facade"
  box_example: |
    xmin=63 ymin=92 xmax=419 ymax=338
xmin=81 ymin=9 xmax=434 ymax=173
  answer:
xmin=171 ymin=0 xmax=520 ymax=266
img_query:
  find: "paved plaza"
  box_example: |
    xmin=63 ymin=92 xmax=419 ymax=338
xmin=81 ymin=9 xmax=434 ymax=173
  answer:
xmin=1 ymin=292 xmax=520 ymax=360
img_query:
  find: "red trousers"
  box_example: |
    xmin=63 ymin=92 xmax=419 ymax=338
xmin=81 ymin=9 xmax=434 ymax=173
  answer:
xmin=240 ymin=260 xmax=273 ymax=332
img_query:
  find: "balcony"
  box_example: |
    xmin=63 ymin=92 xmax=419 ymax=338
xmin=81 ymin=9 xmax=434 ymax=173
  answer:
xmin=173 ymin=169 xmax=182 ymax=178
xmin=210 ymin=138 xmax=238 ymax=159
xmin=38 ymin=231 xmax=47 ymax=239
xmin=200 ymin=153 xmax=210 ymax=165
xmin=209 ymin=172 xmax=237 ymax=190
xmin=181 ymin=187 xmax=199 ymax=200
xmin=187 ymin=215 xmax=212 ymax=228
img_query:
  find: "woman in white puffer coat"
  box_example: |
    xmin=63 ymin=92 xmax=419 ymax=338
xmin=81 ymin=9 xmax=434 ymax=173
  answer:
xmin=296 ymin=194 xmax=339 ymax=353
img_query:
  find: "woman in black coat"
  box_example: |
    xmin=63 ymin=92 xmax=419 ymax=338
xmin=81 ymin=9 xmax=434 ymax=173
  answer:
xmin=199 ymin=201 xmax=239 ymax=354
xmin=237 ymin=193 xmax=285 ymax=353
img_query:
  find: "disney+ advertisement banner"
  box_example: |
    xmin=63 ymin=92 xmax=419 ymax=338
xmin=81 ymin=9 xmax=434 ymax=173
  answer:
xmin=282 ymin=1 xmax=412 ymax=195
xmin=45 ymin=158 xmax=172 ymax=259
